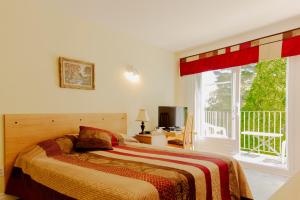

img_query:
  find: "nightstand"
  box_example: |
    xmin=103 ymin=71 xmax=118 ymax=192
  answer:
xmin=134 ymin=134 xmax=167 ymax=146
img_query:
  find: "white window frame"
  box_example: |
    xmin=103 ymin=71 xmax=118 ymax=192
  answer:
xmin=197 ymin=67 xmax=240 ymax=140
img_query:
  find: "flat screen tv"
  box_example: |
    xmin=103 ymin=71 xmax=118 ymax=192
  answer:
xmin=158 ymin=106 xmax=188 ymax=131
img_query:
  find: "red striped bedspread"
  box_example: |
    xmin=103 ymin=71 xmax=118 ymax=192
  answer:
xmin=7 ymin=140 xmax=253 ymax=200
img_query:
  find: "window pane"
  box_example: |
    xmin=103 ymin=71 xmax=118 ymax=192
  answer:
xmin=240 ymin=59 xmax=287 ymax=157
xmin=202 ymin=68 xmax=233 ymax=137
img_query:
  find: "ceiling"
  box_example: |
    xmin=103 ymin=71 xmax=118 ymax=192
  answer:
xmin=58 ymin=0 xmax=300 ymax=52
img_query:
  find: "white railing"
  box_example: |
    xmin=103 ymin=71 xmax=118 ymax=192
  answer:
xmin=203 ymin=110 xmax=286 ymax=162
xmin=204 ymin=111 xmax=231 ymax=138
xmin=240 ymin=111 xmax=286 ymax=160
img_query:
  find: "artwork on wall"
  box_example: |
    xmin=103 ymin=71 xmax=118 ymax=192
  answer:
xmin=59 ymin=57 xmax=95 ymax=90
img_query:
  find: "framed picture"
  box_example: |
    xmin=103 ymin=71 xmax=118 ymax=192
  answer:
xmin=59 ymin=57 xmax=95 ymax=90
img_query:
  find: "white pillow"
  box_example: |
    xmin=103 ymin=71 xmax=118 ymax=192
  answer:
xmin=120 ymin=133 xmax=139 ymax=143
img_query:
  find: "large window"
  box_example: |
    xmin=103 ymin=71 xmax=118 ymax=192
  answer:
xmin=197 ymin=58 xmax=287 ymax=165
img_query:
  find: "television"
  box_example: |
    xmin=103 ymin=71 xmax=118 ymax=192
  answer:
xmin=158 ymin=106 xmax=188 ymax=131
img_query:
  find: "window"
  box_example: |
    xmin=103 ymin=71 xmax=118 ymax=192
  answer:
xmin=196 ymin=58 xmax=288 ymax=166
xmin=200 ymin=68 xmax=234 ymax=138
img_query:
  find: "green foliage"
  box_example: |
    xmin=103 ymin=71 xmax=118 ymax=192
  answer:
xmin=240 ymin=65 xmax=256 ymax=107
xmin=241 ymin=59 xmax=286 ymax=111
xmin=240 ymin=59 xmax=287 ymax=155
xmin=206 ymin=69 xmax=232 ymax=111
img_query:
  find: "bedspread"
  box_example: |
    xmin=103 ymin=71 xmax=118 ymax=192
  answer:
xmin=6 ymin=140 xmax=253 ymax=200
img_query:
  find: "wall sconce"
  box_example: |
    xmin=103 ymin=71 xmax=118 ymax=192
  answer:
xmin=124 ymin=65 xmax=140 ymax=82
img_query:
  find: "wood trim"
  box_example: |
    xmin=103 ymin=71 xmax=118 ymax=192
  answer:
xmin=4 ymin=113 xmax=127 ymax=186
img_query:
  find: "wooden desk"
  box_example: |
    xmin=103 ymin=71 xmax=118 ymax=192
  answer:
xmin=134 ymin=134 xmax=167 ymax=146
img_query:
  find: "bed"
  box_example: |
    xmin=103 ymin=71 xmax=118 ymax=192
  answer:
xmin=4 ymin=113 xmax=253 ymax=200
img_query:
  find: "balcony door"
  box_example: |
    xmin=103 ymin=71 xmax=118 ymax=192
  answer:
xmin=200 ymin=67 xmax=239 ymax=139
xmin=198 ymin=58 xmax=287 ymax=166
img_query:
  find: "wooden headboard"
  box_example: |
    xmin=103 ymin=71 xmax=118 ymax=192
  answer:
xmin=4 ymin=113 xmax=127 ymax=186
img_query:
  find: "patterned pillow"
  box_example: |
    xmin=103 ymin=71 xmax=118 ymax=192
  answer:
xmin=79 ymin=126 xmax=122 ymax=146
xmin=55 ymin=135 xmax=77 ymax=154
xmin=76 ymin=126 xmax=113 ymax=150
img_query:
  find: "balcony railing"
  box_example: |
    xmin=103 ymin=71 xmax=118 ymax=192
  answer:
xmin=204 ymin=110 xmax=286 ymax=162
xmin=240 ymin=111 xmax=286 ymax=159
xmin=204 ymin=111 xmax=231 ymax=138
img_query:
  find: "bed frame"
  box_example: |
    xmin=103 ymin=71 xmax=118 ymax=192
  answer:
xmin=4 ymin=113 xmax=127 ymax=186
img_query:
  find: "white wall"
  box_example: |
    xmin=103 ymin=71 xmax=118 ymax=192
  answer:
xmin=270 ymin=170 xmax=300 ymax=200
xmin=0 ymin=0 xmax=177 ymax=191
xmin=175 ymin=74 xmax=195 ymax=109
xmin=287 ymin=56 xmax=300 ymax=175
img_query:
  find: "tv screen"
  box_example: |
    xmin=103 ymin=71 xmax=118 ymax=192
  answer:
xmin=158 ymin=106 xmax=187 ymax=130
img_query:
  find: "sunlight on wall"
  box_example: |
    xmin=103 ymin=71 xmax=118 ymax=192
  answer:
xmin=0 ymin=0 xmax=176 ymax=192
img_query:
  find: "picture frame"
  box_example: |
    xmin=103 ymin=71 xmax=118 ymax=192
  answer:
xmin=59 ymin=57 xmax=95 ymax=90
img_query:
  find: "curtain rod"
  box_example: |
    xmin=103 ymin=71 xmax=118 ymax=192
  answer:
xmin=181 ymin=27 xmax=300 ymax=60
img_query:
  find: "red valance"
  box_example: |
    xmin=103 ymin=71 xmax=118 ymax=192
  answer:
xmin=180 ymin=28 xmax=300 ymax=76
xmin=180 ymin=45 xmax=258 ymax=76
xmin=282 ymin=35 xmax=300 ymax=57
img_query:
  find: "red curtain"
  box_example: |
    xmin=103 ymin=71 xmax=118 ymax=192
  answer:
xmin=282 ymin=35 xmax=300 ymax=58
xmin=180 ymin=46 xmax=259 ymax=76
